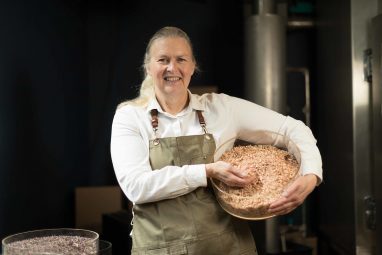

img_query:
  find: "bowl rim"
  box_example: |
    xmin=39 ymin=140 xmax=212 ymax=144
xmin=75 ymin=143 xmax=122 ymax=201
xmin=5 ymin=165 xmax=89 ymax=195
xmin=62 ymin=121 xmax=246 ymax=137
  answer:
xmin=214 ymin=197 xmax=276 ymax=220
xmin=2 ymin=228 xmax=99 ymax=252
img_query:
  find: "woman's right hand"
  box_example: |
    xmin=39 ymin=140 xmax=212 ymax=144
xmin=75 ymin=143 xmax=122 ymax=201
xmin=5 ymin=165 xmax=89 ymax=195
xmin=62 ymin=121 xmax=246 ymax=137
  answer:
xmin=205 ymin=161 xmax=256 ymax=187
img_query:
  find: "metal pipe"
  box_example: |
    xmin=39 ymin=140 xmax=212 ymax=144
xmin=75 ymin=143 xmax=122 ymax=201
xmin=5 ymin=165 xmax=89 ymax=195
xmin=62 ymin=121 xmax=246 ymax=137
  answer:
xmin=244 ymin=13 xmax=287 ymax=114
xmin=286 ymin=67 xmax=311 ymax=127
xmin=245 ymin=1 xmax=286 ymax=253
xmin=266 ymin=217 xmax=281 ymax=253
xmin=287 ymin=19 xmax=315 ymax=30
xmin=286 ymin=67 xmax=312 ymax=238
xmin=253 ymin=0 xmax=277 ymax=15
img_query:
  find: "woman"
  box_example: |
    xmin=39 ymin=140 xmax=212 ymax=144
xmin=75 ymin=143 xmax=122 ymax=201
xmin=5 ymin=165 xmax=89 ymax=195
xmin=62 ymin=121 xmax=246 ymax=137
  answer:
xmin=110 ymin=26 xmax=322 ymax=255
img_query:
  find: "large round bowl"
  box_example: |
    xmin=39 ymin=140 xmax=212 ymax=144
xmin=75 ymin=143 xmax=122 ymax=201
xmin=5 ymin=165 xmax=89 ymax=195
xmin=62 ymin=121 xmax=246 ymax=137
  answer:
xmin=211 ymin=136 xmax=301 ymax=220
xmin=2 ymin=228 xmax=99 ymax=255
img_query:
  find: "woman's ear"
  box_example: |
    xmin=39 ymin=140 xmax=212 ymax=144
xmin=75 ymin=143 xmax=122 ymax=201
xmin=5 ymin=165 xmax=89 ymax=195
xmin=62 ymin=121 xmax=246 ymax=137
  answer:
xmin=145 ymin=65 xmax=151 ymax=76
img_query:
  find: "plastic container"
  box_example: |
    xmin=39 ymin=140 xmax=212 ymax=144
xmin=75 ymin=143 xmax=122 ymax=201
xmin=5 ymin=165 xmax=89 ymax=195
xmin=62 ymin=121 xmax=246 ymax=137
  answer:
xmin=2 ymin=228 xmax=99 ymax=255
xmin=97 ymin=240 xmax=112 ymax=255
xmin=211 ymin=134 xmax=301 ymax=220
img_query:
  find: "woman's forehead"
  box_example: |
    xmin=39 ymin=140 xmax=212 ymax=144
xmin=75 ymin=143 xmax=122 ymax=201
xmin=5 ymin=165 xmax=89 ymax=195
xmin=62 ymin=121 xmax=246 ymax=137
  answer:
xmin=150 ymin=37 xmax=192 ymax=56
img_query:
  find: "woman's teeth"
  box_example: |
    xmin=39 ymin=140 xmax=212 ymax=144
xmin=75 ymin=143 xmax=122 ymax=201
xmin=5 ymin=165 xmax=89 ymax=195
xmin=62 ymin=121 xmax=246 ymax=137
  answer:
xmin=165 ymin=77 xmax=180 ymax=81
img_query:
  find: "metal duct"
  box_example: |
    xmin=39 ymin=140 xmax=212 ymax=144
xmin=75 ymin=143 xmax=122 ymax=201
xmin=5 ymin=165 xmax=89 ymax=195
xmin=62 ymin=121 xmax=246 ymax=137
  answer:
xmin=244 ymin=0 xmax=287 ymax=254
xmin=253 ymin=0 xmax=276 ymax=14
xmin=245 ymin=0 xmax=286 ymax=114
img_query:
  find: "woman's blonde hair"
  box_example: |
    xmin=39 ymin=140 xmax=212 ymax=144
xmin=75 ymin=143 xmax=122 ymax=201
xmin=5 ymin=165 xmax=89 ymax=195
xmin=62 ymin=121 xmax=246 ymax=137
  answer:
xmin=118 ymin=26 xmax=197 ymax=108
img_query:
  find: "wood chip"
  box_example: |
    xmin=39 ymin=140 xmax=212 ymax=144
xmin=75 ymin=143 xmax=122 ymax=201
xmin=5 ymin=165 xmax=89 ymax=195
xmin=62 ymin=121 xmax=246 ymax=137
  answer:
xmin=213 ymin=145 xmax=300 ymax=219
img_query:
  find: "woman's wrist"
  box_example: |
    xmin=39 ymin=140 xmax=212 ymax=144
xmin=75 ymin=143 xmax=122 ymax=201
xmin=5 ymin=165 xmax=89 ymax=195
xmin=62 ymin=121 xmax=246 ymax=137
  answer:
xmin=205 ymin=163 xmax=214 ymax=178
xmin=303 ymin=173 xmax=319 ymax=187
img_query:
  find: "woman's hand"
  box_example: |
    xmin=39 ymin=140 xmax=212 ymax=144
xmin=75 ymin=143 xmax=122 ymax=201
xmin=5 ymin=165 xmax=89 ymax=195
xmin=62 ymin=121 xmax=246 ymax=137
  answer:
xmin=205 ymin=161 xmax=256 ymax=187
xmin=268 ymin=174 xmax=318 ymax=215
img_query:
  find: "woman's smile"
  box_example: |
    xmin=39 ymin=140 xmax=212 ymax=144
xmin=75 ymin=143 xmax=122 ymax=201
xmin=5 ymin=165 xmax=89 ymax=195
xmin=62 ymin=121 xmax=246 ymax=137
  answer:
xmin=164 ymin=76 xmax=182 ymax=83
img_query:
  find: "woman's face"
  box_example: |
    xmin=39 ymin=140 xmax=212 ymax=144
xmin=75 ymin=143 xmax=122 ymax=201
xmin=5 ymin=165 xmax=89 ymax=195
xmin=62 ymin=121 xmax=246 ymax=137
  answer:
xmin=147 ymin=37 xmax=195 ymax=101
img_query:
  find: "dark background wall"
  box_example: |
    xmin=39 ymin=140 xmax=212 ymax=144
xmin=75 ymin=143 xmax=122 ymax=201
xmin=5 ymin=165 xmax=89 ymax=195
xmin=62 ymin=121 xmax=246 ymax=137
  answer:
xmin=0 ymin=0 xmax=245 ymax=240
xmin=0 ymin=0 xmax=90 ymax=239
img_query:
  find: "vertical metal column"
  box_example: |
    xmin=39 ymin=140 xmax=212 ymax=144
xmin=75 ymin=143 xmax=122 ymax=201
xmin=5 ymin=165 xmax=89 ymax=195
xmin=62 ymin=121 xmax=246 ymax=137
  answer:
xmin=371 ymin=10 xmax=382 ymax=255
xmin=350 ymin=0 xmax=379 ymax=253
xmin=244 ymin=0 xmax=286 ymax=253
xmin=245 ymin=0 xmax=287 ymax=114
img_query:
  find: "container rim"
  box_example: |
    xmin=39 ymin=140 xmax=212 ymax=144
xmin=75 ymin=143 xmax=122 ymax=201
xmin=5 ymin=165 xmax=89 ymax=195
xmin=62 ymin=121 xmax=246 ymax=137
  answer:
xmin=2 ymin=228 xmax=99 ymax=253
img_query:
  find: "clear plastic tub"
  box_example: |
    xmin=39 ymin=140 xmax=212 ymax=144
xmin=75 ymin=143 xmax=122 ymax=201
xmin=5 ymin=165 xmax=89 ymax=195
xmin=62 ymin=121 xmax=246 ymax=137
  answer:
xmin=211 ymin=134 xmax=301 ymax=220
xmin=97 ymin=240 xmax=112 ymax=255
xmin=2 ymin=228 xmax=99 ymax=255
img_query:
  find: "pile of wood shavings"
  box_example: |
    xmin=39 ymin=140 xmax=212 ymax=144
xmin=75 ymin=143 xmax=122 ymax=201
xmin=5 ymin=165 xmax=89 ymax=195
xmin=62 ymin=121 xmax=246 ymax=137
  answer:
xmin=5 ymin=235 xmax=97 ymax=255
xmin=214 ymin=145 xmax=300 ymax=218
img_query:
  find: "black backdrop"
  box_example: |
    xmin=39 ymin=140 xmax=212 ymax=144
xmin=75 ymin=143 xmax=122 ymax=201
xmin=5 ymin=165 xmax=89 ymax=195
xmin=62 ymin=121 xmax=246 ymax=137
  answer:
xmin=0 ymin=0 xmax=245 ymax=240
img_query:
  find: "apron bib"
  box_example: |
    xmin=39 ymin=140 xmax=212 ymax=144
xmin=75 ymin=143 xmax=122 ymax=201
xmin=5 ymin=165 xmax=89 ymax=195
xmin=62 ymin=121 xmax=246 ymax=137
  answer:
xmin=131 ymin=110 xmax=257 ymax=255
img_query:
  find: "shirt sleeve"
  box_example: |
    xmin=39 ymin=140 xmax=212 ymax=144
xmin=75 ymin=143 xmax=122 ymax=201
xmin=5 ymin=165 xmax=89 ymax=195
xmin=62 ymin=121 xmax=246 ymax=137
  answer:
xmin=225 ymin=95 xmax=323 ymax=184
xmin=110 ymin=107 xmax=207 ymax=204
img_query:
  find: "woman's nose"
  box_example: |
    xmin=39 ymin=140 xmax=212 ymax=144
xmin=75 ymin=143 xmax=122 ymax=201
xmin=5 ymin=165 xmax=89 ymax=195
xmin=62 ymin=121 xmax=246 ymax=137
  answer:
xmin=166 ymin=60 xmax=177 ymax=72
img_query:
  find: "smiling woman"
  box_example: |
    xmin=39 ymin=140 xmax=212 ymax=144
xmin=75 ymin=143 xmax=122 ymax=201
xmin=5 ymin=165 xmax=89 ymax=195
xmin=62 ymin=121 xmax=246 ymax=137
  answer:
xmin=110 ymin=26 xmax=322 ymax=255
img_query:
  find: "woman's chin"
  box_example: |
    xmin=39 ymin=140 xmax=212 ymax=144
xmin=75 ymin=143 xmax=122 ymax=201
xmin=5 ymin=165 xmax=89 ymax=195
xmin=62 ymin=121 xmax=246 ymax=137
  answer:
xmin=164 ymin=86 xmax=187 ymax=96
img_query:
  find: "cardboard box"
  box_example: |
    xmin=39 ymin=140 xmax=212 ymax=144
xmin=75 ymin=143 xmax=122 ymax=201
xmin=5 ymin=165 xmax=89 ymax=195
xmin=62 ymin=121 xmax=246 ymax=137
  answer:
xmin=75 ymin=186 xmax=123 ymax=233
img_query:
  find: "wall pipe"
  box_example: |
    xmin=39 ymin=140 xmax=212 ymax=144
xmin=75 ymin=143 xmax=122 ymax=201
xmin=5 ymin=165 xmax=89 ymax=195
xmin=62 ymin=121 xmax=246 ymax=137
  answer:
xmin=245 ymin=0 xmax=286 ymax=253
xmin=286 ymin=67 xmax=311 ymax=128
xmin=286 ymin=67 xmax=311 ymax=239
xmin=245 ymin=0 xmax=287 ymax=114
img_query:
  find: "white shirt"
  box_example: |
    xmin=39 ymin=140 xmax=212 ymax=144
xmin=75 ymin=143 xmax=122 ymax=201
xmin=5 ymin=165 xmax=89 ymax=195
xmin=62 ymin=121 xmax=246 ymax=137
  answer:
xmin=110 ymin=92 xmax=323 ymax=204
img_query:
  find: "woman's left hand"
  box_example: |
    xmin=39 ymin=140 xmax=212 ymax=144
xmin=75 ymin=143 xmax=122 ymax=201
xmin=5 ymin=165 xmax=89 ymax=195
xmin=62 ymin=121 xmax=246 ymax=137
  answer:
xmin=268 ymin=174 xmax=318 ymax=215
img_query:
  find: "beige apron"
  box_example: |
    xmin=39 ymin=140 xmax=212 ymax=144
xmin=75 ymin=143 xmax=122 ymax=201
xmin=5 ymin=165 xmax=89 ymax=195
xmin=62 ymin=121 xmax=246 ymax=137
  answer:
xmin=131 ymin=109 xmax=257 ymax=255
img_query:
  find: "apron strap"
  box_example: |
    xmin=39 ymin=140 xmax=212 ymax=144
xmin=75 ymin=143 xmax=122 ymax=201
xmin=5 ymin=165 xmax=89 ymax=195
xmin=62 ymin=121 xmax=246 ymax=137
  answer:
xmin=196 ymin=110 xmax=208 ymax=134
xmin=150 ymin=109 xmax=208 ymax=134
xmin=150 ymin=109 xmax=159 ymax=144
xmin=150 ymin=109 xmax=159 ymax=130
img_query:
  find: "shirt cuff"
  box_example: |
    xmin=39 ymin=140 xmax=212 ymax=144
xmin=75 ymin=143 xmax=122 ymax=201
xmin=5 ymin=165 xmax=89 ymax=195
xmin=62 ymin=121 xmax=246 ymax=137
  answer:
xmin=185 ymin=164 xmax=207 ymax=187
xmin=300 ymin=161 xmax=323 ymax=185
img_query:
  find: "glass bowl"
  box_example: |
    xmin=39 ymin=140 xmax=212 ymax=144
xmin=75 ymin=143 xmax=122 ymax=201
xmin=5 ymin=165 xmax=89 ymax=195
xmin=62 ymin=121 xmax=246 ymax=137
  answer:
xmin=2 ymin=228 xmax=99 ymax=255
xmin=211 ymin=134 xmax=301 ymax=220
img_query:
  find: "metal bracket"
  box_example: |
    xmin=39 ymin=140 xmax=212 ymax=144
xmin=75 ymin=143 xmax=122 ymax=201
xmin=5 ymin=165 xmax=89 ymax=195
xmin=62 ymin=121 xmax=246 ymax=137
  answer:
xmin=363 ymin=48 xmax=372 ymax=83
xmin=364 ymin=196 xmax=376 ymax=230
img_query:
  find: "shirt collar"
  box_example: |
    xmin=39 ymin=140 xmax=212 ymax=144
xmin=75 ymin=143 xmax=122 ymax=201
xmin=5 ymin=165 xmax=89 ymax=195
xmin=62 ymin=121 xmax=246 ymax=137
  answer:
xmin=146 ymin=90 xmax=205 ymax=116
